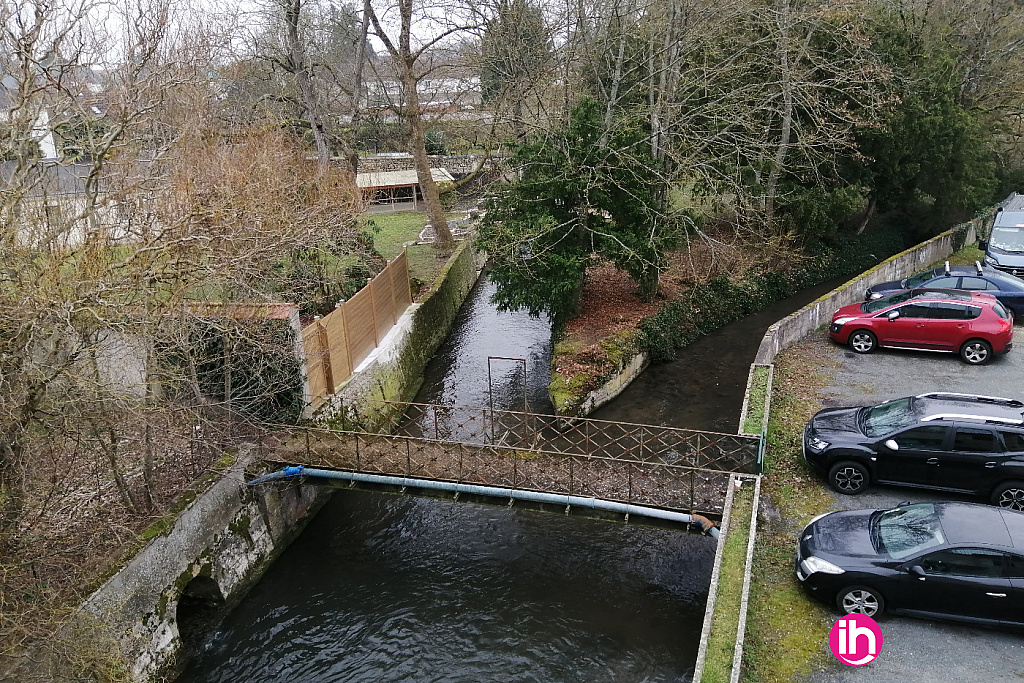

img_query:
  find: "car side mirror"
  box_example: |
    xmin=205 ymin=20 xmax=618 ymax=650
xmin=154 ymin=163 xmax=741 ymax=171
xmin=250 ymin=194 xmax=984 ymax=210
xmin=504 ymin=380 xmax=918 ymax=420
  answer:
xmin=887 ymin=310 xmax=900 ymax=321
xmin=909 ymin=565 xmax=926 ymax=580
xmin=979 ymin=240 xmax=988 ymax=250
xmin=884 ymin=439 xmax=899 ymax=451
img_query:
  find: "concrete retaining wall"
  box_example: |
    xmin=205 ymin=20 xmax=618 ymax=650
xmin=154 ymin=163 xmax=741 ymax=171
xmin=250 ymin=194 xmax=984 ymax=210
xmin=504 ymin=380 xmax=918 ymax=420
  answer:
xmin=754 ymin=216 xmax=984 ymax=364
xmin=82 ymin=452 xmax=330 ymax=680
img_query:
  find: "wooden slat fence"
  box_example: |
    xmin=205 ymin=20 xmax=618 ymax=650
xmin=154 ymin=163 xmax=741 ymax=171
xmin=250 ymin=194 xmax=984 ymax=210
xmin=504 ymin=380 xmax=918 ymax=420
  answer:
xmin=302 ymin=251 xmax=412 ymax=407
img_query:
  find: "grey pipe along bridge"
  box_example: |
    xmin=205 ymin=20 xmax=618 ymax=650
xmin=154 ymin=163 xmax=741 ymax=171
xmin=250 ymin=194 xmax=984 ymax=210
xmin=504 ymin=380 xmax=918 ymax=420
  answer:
xmin=248 ymin=401 xmax=764 ymax=539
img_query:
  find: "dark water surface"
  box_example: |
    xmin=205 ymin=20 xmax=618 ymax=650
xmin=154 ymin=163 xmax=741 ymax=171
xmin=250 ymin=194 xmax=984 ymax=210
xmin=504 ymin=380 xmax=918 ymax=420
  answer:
xmin=592 ymin=277 xmax=847 ymax=433
xmin=177 ymin=491 xmax=715 ymax=683
xmin=176 ymin=273 xmax=846 ymax=682
xmin=413 ymin=276 xmax=554 ymax=414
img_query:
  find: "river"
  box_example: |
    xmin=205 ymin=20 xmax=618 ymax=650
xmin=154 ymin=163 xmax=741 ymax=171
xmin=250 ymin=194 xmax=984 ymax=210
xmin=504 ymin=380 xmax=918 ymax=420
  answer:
xmin=176 ymin=273 xmax=843 ymax=682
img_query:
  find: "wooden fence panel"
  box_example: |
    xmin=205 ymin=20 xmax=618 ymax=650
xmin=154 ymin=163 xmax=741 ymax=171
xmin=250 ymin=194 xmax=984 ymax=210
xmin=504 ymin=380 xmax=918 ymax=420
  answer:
xmin=302 ymin=249 xmax=413 ymax=406
xmin=323 ymin=308 xmax=352 ymax=389
xmin=391 ymin=251 xmax=412 ymax=310
xmin=302 ymin=323 xmax=329 ymax=404
xmin=345 ymin=284 xmax=378 ymax=369
xmin=371 ymin=273 xmax=396 ymax=341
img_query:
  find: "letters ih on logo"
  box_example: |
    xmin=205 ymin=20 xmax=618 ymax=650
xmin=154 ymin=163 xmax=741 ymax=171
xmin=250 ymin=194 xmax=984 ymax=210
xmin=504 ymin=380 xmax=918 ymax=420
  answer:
xmin=829 ymin=613 xmax=883 ymax=666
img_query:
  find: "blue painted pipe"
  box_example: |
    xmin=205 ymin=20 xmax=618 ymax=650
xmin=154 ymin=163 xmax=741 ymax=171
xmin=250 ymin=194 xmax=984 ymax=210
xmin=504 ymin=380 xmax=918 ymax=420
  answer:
xmin=248 ymin=466 xmax=720 ymax=539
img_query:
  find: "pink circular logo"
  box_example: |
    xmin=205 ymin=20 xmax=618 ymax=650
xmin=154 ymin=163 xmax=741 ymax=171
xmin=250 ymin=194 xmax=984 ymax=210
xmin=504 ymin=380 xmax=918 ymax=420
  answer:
xmin=829 ymin=613 xmax=883 ymax=666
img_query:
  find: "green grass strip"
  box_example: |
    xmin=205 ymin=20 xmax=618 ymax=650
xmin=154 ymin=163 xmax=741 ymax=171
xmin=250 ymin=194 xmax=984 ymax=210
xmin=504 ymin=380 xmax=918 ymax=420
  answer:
xmin=742 ymin=366 xmax=771 ymax=435
xmin=702 ymin=483 xmax=754 ymax=683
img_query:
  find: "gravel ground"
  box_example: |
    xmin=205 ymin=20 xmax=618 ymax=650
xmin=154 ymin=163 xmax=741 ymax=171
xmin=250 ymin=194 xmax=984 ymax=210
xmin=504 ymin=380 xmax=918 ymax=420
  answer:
xmin=799 ymin=329 xmax=1024 ymax=683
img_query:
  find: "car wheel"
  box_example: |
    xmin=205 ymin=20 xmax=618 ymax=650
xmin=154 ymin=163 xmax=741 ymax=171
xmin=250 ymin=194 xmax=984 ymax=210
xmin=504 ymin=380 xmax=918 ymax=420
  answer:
xmin=836 ymin=586 xmax=885 ymax=617
xmin=828 ymin=461 xmax=870 ymax=495
xmin=960 ymin=339 xmax=993 ymax=365
xmin=848 ymin=330 xmax=877 ymax=354
xmin=992 ymin=481 xmax=1024 ymax=511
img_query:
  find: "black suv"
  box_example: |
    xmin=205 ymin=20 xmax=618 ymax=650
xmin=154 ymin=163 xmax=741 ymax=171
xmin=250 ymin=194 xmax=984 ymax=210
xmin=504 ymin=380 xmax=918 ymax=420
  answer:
xmin=803 ymin=392 xmax=1024 ymax=509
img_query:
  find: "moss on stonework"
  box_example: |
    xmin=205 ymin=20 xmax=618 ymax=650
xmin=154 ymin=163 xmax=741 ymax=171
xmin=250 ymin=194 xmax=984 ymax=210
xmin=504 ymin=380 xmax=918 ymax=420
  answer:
xmin=228 ymin=513 xmax=254 ymax=546
xmin=550 ymin=329 xmax=640 ymax=416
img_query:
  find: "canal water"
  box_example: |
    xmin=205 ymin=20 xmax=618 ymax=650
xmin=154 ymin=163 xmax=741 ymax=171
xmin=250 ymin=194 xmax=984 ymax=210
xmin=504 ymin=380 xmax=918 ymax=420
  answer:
xmin=177 ymin=273 xmax=844 ymax=682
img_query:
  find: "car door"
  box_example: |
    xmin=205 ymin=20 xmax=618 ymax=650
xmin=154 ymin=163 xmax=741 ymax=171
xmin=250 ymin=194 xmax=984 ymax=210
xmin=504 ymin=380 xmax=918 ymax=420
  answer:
xmin=991 ymin=431 xmax=1024 ymax=493
xmin=876 ymin=303 xmax=932 ymax=348
xmin=920 ymin=302 xmax=972 ymax=350
xmin=1002 ymin=552 xmax=1024 ymax=627
xmin=874 ymin=425 xmax=950 ymax=486
xmin=899 ymin=547 xmax=1013 ymax=623
xmin=932 ymin=425 xmax=1005 ymax=493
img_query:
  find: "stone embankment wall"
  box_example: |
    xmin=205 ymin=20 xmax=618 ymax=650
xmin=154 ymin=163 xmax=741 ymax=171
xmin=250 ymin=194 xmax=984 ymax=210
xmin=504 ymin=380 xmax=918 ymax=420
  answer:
xmin=82 ymin=452 xmax=330 ymax=680
xmin=80 ymin=243 xmax=485 ymax=680
xmin=753 ymin=216 xmax=983 ymax=365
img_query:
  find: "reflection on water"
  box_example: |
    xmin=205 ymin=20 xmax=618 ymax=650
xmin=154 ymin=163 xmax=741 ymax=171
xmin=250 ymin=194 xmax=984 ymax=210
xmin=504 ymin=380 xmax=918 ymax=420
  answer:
xmin=414 ymin=276 xmax=554 ymax=414
xmin=176 ymin=491 xmax=714 ymax=683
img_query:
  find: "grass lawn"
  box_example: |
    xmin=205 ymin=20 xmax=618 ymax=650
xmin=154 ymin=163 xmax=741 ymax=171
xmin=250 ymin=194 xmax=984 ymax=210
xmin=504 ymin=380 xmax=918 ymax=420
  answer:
xmin=365 ymin=211 xmax=458 ymax=297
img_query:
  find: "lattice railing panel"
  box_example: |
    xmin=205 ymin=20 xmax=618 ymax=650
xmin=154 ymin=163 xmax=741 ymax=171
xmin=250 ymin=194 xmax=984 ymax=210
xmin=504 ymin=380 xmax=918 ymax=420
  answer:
xmin=363 ymin=401 xmax=760 ymax=474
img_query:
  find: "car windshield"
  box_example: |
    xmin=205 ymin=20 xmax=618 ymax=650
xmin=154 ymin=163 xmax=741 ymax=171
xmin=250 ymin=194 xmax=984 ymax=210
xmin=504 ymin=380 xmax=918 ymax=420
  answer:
xmin=991 ymin=226 xmax=1024 ymax=253
xmin=862 ymin=291 xmax=915 ymax=313
xmin=871 ymin=503 xmax=946 ymax=560
xmin=905 ymin=269 xmax=938 ymax=288
xmin=861 ymin=397 xmax=915 ymax=437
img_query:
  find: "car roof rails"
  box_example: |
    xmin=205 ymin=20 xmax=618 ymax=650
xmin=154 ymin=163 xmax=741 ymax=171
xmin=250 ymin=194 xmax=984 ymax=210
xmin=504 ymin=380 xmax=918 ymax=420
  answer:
xmin=976 ymin=260 xmax=984 ymax=276
xmin=916 ymin=392 xmax=1024 ymax=407
xmin=944 ymin=260 xmax=951 ymax=276
xmin=921 ymin=413 xmax=1024 ymax=425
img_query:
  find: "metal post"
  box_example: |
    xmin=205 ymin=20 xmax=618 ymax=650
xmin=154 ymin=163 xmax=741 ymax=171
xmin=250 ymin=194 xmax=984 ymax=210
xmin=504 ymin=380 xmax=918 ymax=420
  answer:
xmin=690 ymin=469 xmax=696 ymax=510
xmin=628 ymin=462 xmax=633 ymax=502
xmin=406 ymin=438 xmax=411 ymax=475
xmin=305 ymin=428 xmax=310 ymax=463
xmin=355 ymin=434 xmax=361 ymax=470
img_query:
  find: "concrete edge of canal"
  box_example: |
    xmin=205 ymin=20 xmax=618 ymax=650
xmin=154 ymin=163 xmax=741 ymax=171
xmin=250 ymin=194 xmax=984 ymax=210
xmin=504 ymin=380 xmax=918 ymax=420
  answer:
xmin=77 ymin=242 xmax=487 ymax=682
xmin=694 ymin=214 xmax=988 ymax=683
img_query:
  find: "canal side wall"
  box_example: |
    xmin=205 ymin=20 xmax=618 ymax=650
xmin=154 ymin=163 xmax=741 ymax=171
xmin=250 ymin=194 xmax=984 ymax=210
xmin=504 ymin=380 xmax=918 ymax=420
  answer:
xmin=80 ymin=451 xmax=330 ymax=681
xmin=315 ymin=240 xmax=487 ymax=430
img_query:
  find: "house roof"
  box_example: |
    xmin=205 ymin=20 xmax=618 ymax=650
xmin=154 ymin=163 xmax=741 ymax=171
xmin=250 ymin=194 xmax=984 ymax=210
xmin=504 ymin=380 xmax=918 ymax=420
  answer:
xmin=356 ymin=167 xmax=453 ymax=189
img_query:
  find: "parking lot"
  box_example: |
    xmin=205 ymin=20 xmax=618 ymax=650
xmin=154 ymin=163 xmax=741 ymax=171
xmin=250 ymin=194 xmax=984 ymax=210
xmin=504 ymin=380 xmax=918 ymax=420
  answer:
xmin=800 ymin=330 xmax=1024 ymax=683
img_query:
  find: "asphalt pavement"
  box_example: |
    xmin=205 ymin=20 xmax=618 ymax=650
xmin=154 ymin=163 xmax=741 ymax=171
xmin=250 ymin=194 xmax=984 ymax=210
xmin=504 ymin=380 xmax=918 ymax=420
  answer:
xmin=797 ymin=329 xmax=1024 ymax=683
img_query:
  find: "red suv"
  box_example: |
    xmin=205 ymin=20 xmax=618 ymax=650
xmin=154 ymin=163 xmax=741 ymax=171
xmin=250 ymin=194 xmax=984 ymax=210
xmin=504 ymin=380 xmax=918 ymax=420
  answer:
xmin=829 ymin=289 xmax=1013 ymax=364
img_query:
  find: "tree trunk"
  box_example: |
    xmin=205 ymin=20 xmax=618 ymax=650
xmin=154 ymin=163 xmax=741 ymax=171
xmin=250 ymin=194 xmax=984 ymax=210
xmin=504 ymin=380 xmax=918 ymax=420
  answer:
xmin=856 ymin=197 xmax=877 ymax=235
xmin=284 ymin=0 xmax=332 ymax=174
xmin=367 ymin=0 xmax=453 ymax=250
xmin=346 ymin=0 xmax=372 ymax=176
xmin=403 ymin=73 xmax=453 ymax=250
xmin=765 ymin=0 xmax=793 ymax=223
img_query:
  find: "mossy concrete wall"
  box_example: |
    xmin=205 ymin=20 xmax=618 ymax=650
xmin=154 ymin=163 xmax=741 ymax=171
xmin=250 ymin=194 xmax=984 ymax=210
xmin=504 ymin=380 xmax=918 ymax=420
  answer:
xmin=81 ymin=451 xmax=330 ymax=680
xmin=753 ymin=217 xmax=984 ymax=364
xmin=317 ymin=240 xmax=486 ymax=429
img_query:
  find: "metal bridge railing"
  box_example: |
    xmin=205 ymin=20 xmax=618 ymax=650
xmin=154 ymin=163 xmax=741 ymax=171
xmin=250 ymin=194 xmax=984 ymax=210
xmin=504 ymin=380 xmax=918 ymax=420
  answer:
xmin=259 ymin=424 xmax=741 ymax=515
xmin=352 ymin=401 xmax=761 ymax=475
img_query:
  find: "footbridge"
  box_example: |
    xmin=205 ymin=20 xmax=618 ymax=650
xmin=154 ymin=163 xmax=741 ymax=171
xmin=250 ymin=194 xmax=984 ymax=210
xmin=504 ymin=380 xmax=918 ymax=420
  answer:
xmin=249 ymin=401 xmax=762 ymax=533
